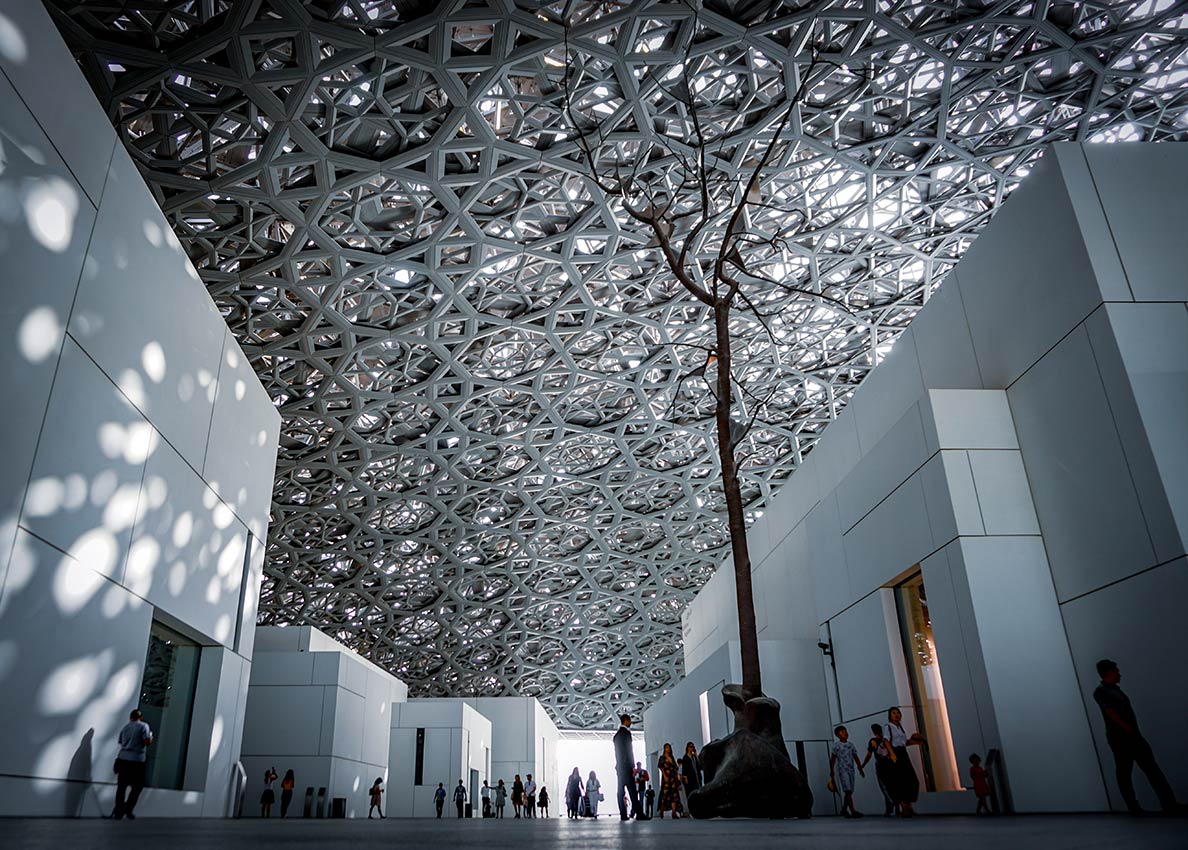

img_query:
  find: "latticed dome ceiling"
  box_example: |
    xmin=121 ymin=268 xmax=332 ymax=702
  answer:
xmin=49 ymin=0 xmax=1188 ymax=728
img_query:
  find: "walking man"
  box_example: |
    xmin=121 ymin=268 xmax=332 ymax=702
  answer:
xmin=1093 ymin=659 xmax=1180 ymax=814
xmin=613 ymin=713 xmax=645 ymax=820
xmin=434 ymin=782 xmax=446 ymax=818
xmin=481 ymin=779 xmax=492 ymax=817
xmin=453 ymin=778 xmax=468 ymax=818
xmin=112 ymin=708 xmax=153 ymax=820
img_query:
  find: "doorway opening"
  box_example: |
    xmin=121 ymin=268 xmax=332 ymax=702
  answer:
xmin=894 ymin=571 xmax=962 ymax=791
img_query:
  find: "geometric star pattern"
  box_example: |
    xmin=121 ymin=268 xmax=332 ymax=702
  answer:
xmin=48 ymin=0 xmax=1188 ymax=728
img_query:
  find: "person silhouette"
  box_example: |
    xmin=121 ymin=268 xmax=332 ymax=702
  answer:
xmin=1093 ymin=659 xmax=1180 ymax=814
xmin=613 ymin=713 xmax=645 ymax=820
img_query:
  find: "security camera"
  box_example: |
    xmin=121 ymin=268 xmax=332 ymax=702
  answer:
xmin=817 ymin=641 xmax=832 ymax=654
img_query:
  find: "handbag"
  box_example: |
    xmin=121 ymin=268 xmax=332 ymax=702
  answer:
xmin=598 ymin=791 xmax=604 ymax=801
xmin=826 ymin=777 xmax=837 ymax=794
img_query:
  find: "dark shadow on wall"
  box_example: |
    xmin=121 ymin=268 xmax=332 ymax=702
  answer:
xmin=64 ymin=728 xmax=94 ymax=817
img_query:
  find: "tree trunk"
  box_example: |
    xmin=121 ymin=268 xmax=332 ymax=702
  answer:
xmin=712 ymin=301 xmax=762 ymax=700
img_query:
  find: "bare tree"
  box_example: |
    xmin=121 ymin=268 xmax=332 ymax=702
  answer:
xmin=560 ymin=14 xmax=862 ymax=705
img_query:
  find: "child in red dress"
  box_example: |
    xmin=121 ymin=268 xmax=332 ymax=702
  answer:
xmin=969 ymin=754 xmax=991 ymax=815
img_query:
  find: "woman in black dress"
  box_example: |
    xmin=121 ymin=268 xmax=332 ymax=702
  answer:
xmin=512 ymin=774 xmax=524 ymax=818
xmin=564 ymin=767 xmax=583 ymax=818
xmin=885 ymin=706 xmax=926 ymax=817
xmin=680 ymin=741 xmax=702 ymax=799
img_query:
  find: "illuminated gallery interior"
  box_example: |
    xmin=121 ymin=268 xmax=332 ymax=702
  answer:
xmin=0 ymin=0 xmax=1186 ymax=846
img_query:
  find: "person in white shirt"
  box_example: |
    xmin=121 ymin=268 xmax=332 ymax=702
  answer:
xmin=112 ymin=709 xmax=153 ymax=820
xmin=480 ymin=779 xmax=492 ymax=817
xmin=524 ymin=774 xmax=537 ymax=818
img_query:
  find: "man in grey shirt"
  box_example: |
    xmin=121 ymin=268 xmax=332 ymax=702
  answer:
xmin=112 ymin=709 xmax=153 ymax=820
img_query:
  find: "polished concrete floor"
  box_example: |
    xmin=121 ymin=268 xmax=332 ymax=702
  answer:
xmin=1 ymin=814 xmax=1185 ymax=850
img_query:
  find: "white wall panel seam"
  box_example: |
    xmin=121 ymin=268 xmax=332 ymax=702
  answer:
xmin=963 ymin=451 xmax=988 ymax=536
xmin=1073 ymin=144 xmax=1136 ymax=302
xmin=840 ymin=448 xmax=942 ymax=535
xmin=0 ymin=66 xmax=111 ymax=210
xmin=947 ymin=272 xmax=986 ymax=388
xmin=1054 ymin=554 xmax=1187 ymax=607
xmin=200 ymin=325 xmax=230 ymax=478
xmin=1080 ymin=317 xmax=1161 ymax=560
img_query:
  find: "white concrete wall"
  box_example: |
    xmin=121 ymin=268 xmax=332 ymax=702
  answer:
xmin=388 ymin=700 xmax=492 ymax=818
xmin=450 ymin=697 xmax=558 ymax=800
xmin=654 ymin=142 xmax=1188 ymax=814
xmin=240 ymin=626 xmax=408 ymax=818
xmin=0 ymin=0 xmax=280 ymax=817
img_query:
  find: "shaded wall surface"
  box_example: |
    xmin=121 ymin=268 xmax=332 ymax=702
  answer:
xmin=240 ymin=627 xmax=408 ymax=818
xmin=454 ymin=697 xmax=559 ymax=804
xmin=0 ymin=0 xmax=280 ymax=817
xmin=389 ymin=700 xmax=492 ymax=818
xmin=652 ymin=143 xmax=1188 ymax=815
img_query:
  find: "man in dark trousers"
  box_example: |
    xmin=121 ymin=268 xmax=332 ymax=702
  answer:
xmin=112 ymin=708 xmax=153 ymax=820
xmin=453 ymin=779 xmax=468 ymax=817
xmin=613 ymin=713 xmax=646 ymax=820
xmin=1093 ymin=659 xmax=1180 ymax=814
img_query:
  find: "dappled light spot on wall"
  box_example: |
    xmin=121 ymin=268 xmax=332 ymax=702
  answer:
xmin=217 ymin=536 xmax=242 ymax=580
xmin=0 ymin=13 xmax=27 ymax=63
xmin=167 ymin=561 xmax=186 ymax=597
xmin=0 ymin=12 xmax=25 ymax=62
xmin=0 ymin=531 xmax=35 ymax=617
xmin=101 ymin=483 xmax=139 ymax=532
xmin=208 ymin=714 xmax=224 ymax=760
xmin=124 ymin=536 xmax=160 ymax=597
xmin=19 ymin=306 xmax=63 ymax=363
xmin=214 ymin=613 xmax=232 ymax=644
xmin=171 ymin=511 xmax=193 ymax=548
xmin=142 ymin=218 xmax=162 ymax=247
xmin=142 ymin=341 xmax=166 ymax=383
xmin=25 ymin=474 xmax=86 ymax=518
xmin=90 ymin=469 xmax=118 ymax=505
xmin=204 ymin=574 xmax=221 ymax=605
xmin=198 ymin=367 xmax=215 ymax=402
xmin=212 ymin=501 xmax=234 ymax=531
xmin=98 ymin=420 xmax=156 ymax=465
xmin=101 ymin=580 xmax=138 ymax=618
xmin=117 ymin=368 xmax=147 ymax=409
xmin=38 ymin=649 xmax=113 ymax=716
xmin=23 ymin=176 xmax=78 ymax=252
xmin=142 ymin=474 xmax=167 ymax=510
xmin=55 ymin=533 xmax=115 ymax=606
xmin=79 ymin=662 xmax=139 ymax=735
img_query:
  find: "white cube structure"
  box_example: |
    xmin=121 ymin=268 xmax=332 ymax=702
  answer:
xmin=388 ymin=699 xmax=493 ymax=818
xmin=240 ymin=627 xmax=408 ymax=818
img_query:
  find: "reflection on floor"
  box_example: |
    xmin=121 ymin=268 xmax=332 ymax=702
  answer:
xmin=3 ymin=814 xmax=1185 ymax=850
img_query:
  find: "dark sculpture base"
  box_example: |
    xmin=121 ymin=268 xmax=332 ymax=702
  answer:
xmin=686 ymin=684 xmax=813 ymax=819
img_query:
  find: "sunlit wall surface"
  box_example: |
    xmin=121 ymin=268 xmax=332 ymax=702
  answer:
xmin=0 ymin=1 xmax=281 ymax=816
